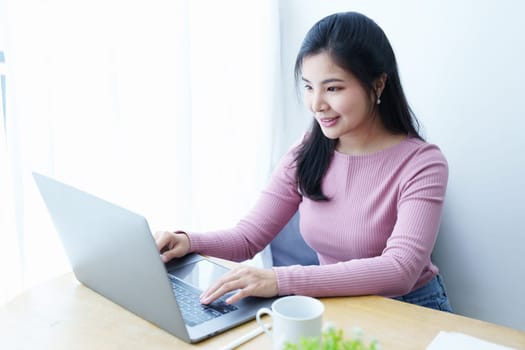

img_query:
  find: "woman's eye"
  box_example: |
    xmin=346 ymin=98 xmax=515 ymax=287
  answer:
xmin=303 ymin=84 xmax=313 ymax=91
xmin=327 ymin=86 xmax=341 ymax=92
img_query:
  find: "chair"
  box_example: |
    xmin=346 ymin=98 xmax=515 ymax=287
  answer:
xmin=269 ymin=211 xmax=319 ymax=266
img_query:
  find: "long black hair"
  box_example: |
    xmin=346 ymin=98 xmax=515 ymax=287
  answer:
xmin=294 ymin=11 xmax=422 ymax=201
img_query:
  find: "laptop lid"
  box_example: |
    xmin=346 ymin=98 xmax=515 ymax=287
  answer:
xmin=32 ymin=172 xmax=274 ymax=343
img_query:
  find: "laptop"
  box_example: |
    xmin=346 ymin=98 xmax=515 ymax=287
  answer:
xmin=32 ymin=172 xmax=276 ymax=343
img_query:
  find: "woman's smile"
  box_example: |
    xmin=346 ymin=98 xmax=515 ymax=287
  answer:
xmin=318 ymin=116 xmax=340 ymax=128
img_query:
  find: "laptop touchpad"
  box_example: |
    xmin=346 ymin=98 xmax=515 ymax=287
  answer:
xmin=169 ymin=260 xmax=230 ymax=292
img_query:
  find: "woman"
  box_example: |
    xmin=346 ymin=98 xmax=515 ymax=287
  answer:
xmin=155 ymin=11 xmax=452 ymax=312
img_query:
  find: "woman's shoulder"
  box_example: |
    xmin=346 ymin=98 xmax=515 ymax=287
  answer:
xmin=396 ymin=137 xmax=448 ymax=182
xmin=401 ymin=137 xmax=448 ymax=164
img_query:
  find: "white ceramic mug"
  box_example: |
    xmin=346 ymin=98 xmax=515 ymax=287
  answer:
xmin=256 ymin=295 xmax=324 ymax=350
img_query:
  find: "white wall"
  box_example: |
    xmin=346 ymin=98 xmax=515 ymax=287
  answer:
xmin=279 ymin=0 xmax=525 ymax=331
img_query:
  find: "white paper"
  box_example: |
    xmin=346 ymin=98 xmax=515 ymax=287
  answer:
xmin=426 ymin=331 xmax=516 ymax=350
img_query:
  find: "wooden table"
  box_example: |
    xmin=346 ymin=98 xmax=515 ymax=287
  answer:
xmin=1 ymin=272 xmax=524 ymax=349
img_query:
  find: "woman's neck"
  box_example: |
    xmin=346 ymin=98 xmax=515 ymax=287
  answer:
xmin=335 ymin=120 xmax=407 ymax=156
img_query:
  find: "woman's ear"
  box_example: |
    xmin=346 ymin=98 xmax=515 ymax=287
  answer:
xmin=372 ymin=73 xmax=387 ymax=105
xmin=374 ymin=73 xmax=388 ymax=97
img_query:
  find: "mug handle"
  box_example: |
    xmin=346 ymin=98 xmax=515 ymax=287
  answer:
xmin=255 ymin=307 xmax=273 ymax=337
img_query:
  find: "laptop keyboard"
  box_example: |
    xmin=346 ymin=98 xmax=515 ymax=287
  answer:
xmin=167 ymin=274 xmax=238 ymax=327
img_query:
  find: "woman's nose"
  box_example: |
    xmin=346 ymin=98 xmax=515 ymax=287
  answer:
xmin=311 ymin=92 xmax=328 ymax=113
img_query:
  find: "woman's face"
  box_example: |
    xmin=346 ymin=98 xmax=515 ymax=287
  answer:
xmin=301 ymin=52 xmax=378 ymax=143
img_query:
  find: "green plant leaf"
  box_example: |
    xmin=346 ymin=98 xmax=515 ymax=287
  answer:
xmin=283 ymin=327 xmax=379 ymax=350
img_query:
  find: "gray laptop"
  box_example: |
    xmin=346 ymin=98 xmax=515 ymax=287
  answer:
xmin=32 ymin=172 xmax=275 ymax=343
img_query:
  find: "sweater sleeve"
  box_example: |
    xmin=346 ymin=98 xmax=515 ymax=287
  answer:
xmin=187 ymin=147 xmax=303 ymax=262
xmin=273 ymin=146 xmax=449 ymax=298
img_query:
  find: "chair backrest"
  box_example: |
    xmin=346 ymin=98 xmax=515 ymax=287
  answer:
xmin=270 ymin=211 xmax=319 ymax=266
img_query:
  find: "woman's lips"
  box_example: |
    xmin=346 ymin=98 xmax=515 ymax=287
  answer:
xmin=318 ymin=116 xmax=340 ymax=128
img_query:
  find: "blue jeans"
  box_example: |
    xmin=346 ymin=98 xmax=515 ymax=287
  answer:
xmin=393 ymin=275 xmax=453 ymax=312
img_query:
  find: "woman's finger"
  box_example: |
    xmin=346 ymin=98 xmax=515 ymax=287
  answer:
xmin=200 ymin=270 xmax=242 ymax=303
xmin=224 ymin=288 xmax=250 ymax=304
xmin=161 ymin=244 xmax=186 ymax=262
xmin=155 ymin=232 xmax=173 ymax=252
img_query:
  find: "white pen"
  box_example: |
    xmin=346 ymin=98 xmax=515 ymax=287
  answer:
xmin=219 ymin=323 xmax=271 ymax=350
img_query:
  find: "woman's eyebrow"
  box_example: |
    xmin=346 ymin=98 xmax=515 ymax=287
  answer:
xmin=301 ymin=77 xmax=345 ymax=84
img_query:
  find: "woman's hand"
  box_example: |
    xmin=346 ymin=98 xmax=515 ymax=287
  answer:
xmin=200 ymin=265 xmax=278 ymax=305
xmin=154 ymin=231 xmax=191 ymax=263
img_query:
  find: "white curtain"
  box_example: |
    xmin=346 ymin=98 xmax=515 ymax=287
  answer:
xmin=0 ymin=0 xmax=283 ymax=305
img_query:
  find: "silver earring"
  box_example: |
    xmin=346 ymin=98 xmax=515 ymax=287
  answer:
xmin=376 ymin=96 xmax=381 ymax=105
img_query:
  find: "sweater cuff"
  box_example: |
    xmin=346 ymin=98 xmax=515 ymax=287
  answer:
xmin=273 ymin=265 xmax=304 ymax=296
xmin=187 ymin=231 xmax=205 ymax=253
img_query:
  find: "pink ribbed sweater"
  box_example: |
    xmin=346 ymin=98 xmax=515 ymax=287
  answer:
xmin=188 ymin=137 xmax=448 ymax=298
